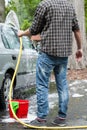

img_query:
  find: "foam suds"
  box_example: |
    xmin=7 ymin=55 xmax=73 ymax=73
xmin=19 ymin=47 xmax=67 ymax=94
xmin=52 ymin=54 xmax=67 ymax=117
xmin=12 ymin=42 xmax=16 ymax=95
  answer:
xmin=72 ymin=93 xmax=84 ymax=98
xmin=1 ymin=113 xmax=36 ymax=123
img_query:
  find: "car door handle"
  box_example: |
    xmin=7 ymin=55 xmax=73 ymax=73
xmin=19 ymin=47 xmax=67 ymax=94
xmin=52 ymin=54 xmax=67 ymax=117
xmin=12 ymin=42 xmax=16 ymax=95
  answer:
xmin=12 ymin=55 xmax=16 ymax=60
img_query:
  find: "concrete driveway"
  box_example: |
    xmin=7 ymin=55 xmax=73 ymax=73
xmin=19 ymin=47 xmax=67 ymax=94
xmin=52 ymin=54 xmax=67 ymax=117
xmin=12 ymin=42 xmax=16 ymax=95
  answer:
xmin=0 ymin=80 xmax=87 ymax=130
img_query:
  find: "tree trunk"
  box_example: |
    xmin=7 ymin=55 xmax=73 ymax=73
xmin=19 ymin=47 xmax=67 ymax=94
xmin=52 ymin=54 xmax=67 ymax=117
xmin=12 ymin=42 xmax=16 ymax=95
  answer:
xmin=0 ymin=0 xmax=5 ymax=22
xmin=68 ymin=0 xmax=87 ymax=69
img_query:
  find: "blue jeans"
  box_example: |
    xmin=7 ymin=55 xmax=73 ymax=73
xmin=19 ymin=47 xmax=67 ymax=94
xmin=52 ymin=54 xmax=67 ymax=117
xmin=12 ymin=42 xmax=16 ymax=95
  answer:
xmin=36 ymin=52 xmax=69 ymax=119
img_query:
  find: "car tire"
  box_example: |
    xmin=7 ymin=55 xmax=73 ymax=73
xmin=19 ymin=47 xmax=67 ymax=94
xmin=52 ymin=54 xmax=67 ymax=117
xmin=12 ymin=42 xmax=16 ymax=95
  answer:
xmin=0 ymin=89 xmax=6 ymax=110
xmin=0 ymin=73 xmax=14 ymax=110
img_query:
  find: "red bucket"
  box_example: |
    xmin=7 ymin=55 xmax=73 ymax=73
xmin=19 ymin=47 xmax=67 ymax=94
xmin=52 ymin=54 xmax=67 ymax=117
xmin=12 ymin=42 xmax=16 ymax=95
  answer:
xmin=9 ymin=99 xmax=29 ymax=118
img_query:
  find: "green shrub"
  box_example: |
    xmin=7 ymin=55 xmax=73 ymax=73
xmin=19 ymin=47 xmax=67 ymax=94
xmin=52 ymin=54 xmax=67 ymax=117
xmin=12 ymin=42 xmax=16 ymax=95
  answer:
xmin=21 ymin=20 xmax=32 ymax=30
xmin=84 ymin=0 xmax=87 ymax=33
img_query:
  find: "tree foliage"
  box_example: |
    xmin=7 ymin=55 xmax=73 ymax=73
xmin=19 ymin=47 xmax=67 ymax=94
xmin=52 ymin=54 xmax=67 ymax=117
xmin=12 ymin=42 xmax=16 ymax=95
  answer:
xmin=5 ymin=0 xmax=17 ymax=16
xmin=84 ymin=0 xmax=87 ymax=33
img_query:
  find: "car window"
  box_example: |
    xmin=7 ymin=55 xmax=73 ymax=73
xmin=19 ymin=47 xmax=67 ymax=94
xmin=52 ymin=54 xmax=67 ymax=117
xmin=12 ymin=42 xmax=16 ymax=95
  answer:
xmin=1 ymin=25 xmax=20 ymax=49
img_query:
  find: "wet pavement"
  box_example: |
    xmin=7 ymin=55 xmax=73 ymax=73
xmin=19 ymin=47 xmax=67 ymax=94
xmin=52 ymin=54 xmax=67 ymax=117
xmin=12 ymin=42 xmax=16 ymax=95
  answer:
xmin=0 ymin=80 xmax=87 ymax=130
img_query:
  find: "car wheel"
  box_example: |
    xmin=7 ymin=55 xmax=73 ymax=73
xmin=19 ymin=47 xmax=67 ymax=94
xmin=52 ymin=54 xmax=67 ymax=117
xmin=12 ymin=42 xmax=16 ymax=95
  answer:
xmin=0 ymin=73 xmax=14 ymax=110
xmin=0 ymin=90 xmax=6 ymax=110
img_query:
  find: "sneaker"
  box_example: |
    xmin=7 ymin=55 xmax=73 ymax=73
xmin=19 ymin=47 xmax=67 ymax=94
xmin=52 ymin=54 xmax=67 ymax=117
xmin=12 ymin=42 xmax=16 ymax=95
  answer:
xmin=29 ymin=118 xmax=47 ymax=127
xmin=52 ymin=117 xmax=66 ymax=127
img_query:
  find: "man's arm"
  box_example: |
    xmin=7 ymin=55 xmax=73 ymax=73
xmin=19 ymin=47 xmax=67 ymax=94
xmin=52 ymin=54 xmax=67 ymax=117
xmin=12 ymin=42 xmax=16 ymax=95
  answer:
xmin=31 ymin=34 xmax=41 ymax=41
xmin=74 ymin=30 xmax=82 ymax=50
xmin=72 ymin=6 xmax=82 ymax=62
xmin=18 ymin=29 xmax=30 ymax=37
xmin=18 ymin=29 xmax=41 ymax=43
xmin=74 ymin=30 xmax=82 ymax=62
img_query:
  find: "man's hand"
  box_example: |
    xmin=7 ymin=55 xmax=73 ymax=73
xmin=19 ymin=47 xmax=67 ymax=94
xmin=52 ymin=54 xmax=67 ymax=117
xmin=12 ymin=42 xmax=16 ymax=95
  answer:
xmin=17 ymin=29 xmax=30 ymax=37
xmin=74 ymin=30 xmax=82 ymax=62
xmin=17 ymin=30 xmax=25 ymax=37
xmin=31 ymin=34 xmax=41 ymax=41
xmin=75 ymin=49 xmax=82 ymax=62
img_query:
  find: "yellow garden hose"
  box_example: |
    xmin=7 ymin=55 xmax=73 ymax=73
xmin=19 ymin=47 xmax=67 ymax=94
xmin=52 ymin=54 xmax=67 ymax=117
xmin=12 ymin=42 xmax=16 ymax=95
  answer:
xmin=9 ymin=37 xmax=87 ymax=130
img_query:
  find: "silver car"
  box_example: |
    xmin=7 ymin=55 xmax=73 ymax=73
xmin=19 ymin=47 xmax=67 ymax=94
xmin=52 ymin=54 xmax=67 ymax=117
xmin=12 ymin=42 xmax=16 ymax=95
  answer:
xmin=0 ymin=23 xmax=38 ymax=109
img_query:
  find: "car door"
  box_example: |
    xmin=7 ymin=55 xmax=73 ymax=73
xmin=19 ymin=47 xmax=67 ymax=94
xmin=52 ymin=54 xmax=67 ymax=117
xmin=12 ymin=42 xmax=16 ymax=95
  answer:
xmin=21 ymin=37 xmax=38 ymax=73
xmin=16 ymin=37 xmax=38 ymax=87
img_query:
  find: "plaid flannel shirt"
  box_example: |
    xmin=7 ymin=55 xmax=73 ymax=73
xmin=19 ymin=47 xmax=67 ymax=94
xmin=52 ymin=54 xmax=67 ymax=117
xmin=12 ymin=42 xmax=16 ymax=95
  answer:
xmin=29 ymin=0 xmax=80 ymax=57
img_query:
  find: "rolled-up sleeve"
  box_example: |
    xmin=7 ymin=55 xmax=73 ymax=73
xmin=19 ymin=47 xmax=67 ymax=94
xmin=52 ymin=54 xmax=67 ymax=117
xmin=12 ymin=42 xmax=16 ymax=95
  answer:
xmin=29 ymin=4 xmax=46 ymax=35
xmin=72 ymin=8 xmax=80 ymax=32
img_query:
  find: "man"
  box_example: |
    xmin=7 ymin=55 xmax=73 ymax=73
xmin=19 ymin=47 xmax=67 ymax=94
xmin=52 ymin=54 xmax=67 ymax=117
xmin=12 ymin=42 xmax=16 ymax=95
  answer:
xmin=18 ymin=0 xmax=82 ymax=127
